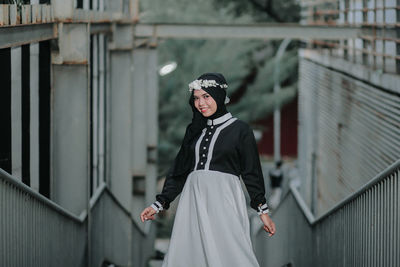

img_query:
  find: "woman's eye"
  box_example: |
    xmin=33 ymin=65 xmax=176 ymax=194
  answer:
xmin=204 ymin=95 xmax=209 ymax=98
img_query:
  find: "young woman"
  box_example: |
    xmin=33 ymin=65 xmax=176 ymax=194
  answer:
xmin=140 ymin=73 xmax=276 ymax=267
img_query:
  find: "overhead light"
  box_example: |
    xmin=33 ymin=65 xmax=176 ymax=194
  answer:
xmin=159 ymin=61 xmax=177 ymax=76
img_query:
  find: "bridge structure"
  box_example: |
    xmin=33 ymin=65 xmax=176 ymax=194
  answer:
xmin=0 ymin=0 xmax=399 ymax=266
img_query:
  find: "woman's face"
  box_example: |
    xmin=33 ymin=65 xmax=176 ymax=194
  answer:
xmin=193 ymin=89 xmax=217 ymax=117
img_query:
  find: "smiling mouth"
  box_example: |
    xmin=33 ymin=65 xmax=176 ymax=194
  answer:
xmin=200 ymin=108 xmax=208 ymax=112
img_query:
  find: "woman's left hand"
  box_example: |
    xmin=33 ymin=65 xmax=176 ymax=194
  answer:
xmin=260 ymin=213 xmax=276 ymax=237
xmin=140 ymin=206 xmax=157 ymax=222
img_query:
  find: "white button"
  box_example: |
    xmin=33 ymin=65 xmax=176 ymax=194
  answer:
xmin=211 ymin=126 xmax=214 ymax=129
xmin=208 ymin=132 xmax=211 ymax=135
xmin=202 ymin=154 xmax=206 ymax=157
xmin=200 ymin=162 xmax=204 ymax=165
xmin=203 ymin=147 xmax=206 ymax=149
xmin=206 ymin=138 xmax=209 ymax=141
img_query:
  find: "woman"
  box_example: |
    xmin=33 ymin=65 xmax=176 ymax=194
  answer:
xmin=140 ymin=73 xmax=276 ymax=267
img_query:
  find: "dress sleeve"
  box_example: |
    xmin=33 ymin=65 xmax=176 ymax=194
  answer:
xmin=155 ymin=124 xmax=194 ymax=210
xmin=238 ymin=125 xmax=268 ymax=212
xmin=155 ymin=168 xmax=187 ymax=210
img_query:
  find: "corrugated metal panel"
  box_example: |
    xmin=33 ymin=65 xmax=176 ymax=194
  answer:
xmin=298 ymin=61 xmax=319 ymax=209
xmin=299 ymin=58 xmax=400 ymax=215
xmin=257 ymin=160 xmax=400 ymax=267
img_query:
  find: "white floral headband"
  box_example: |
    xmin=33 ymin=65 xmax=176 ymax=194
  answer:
xmin=188 ymin=79 xmax=228 ymax=92
xmin=188 ymin=79 xmax=230 ymax=104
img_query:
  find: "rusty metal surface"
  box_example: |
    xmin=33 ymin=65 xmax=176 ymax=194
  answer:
xmin=90 ymin=22 xmax=112 ymax=34
xmin=298 ymin=57 xmax=400 ymax=216
xmin=0 ymin=23 xmax=56 ymax=49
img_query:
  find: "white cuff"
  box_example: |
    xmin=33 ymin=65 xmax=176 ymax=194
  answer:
xmin=257 ymin=203 xmax=269 ymax=215
xmin=151 ymin=201 xmax=164 ymax=214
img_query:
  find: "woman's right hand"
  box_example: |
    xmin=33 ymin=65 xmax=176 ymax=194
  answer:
xmin=260 ymin=213 xmax=276 ymax=237
xmin=140 ymin=206 xmax=157 ymax=222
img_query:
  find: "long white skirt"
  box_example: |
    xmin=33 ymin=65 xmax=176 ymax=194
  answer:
xmin=162 ymin=170 xmax=260 ymax=267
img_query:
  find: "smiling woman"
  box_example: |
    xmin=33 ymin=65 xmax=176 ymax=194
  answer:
xmin=193 ymin=89 xmax=217 ymax=117
xmin=140 ymin=72 xmax=276 ymax=267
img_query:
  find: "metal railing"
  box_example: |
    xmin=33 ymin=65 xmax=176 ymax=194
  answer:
xmin=0 ymin=168 xmax=148 ymax=267
xmin=300 ymin=0 xmax=400 ymax=74
xmin=255 ymin=159 xmax=400 ymax=267
xmin=0 ymin=168 xmax=86 ymax=267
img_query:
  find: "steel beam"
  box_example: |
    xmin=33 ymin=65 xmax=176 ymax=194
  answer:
xmin=90 ymin=22 xmax=112 ymax=34
xmin=0 ymin=23 xmax=55 ymax=49
xmin=134 ymin=23 xmax=362 ymax=40
xmin=72 ymin=9 xmax=129 ymax=23
xmin=301 ymin=49 xmax=400 ymax=94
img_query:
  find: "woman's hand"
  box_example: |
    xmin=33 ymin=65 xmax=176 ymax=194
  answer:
xmin=260 ymin=213 xmax=276 ymax=237
xmin=140 ymin=206 xmax=157 ymax=222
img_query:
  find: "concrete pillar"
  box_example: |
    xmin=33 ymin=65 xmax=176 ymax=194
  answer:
xmin=30 ymin=1 xmax=40 ymax=189
xmin=145 ymin=48 xmax=158 ymax=209
xmin=11 ymin=47 xmax=22 ymax=181
xmin=52 ymin=0 xmax=74 ymax=20
xmin=108 ymin=25 xmax=134 ymax=211
xmin=83 ymin=0 xmax=89 ymax=10
xmin=51 ymin=23 xmax=89 ymax=215
xmin=397 ymin=0 xmax=400 ymax=73
xmin=99 ymin=0 xmax=104 ymax=11
xmin=92 ymin=35 xmax=99 ymax=192
xmin=30 ymin=43 xmax=39 ymax=191
xmin=98 ymin=34 xmax=106 ymax=189
xmin=131 ymin=47 xmax=149 ymax=230
xmin=131 ymin=44 xmax=159 ymax=267
xmin=129 ymin=0 xmax=140 ymax=21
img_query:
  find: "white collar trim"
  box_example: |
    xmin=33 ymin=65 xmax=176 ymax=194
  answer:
xmin=207 ymin=112 xmax=232 ymax=126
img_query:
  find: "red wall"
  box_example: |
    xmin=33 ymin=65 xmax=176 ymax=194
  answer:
xmin=256 ymin=95 xmax=298 ymax=157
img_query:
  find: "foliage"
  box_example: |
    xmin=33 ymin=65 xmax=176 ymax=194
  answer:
xmin=213 ymin=0 xmax=301 ymax=23
xmin=0 ymin=0 xmax=30 ymax=5
xmin=230 ymin=50 xmax=298 ymax=122
xmin=140 ymin=0 xmax=254 ymax=24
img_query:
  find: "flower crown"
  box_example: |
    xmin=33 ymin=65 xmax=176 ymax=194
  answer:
xmin=188 ymin=79 xmax=228 ymax=93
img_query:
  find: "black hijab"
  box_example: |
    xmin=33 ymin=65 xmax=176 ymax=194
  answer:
xmin=166 ymin=73 xmax=229 ymax=180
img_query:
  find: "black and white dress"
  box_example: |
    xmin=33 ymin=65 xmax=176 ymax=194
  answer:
xmin=156 ymin=112 xmax=268 ymax=267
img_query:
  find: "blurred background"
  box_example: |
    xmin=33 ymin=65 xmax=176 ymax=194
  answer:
xmin=0 ymin=0 xmax=399 ymax=266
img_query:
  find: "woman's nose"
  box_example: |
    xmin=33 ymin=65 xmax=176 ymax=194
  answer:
xmin=199 ymin=97 xmax=205 ymax=105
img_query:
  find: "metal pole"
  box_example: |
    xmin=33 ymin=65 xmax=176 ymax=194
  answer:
xmin=273 ymin=38 xmax=291 ymax=163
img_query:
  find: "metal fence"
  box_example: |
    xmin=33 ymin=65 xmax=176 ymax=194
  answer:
xmin=0 ymin=168 xmax=86 ymax=267
xmin=0 ymin=168 xmax=153 ymax=267
xmin=301 ymin=0 xmax=400 ymax=74
xmin=89 ymin=183 xmax=156 ymax=267
xmin=255 ymin=159 xmax=400 ymax=267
